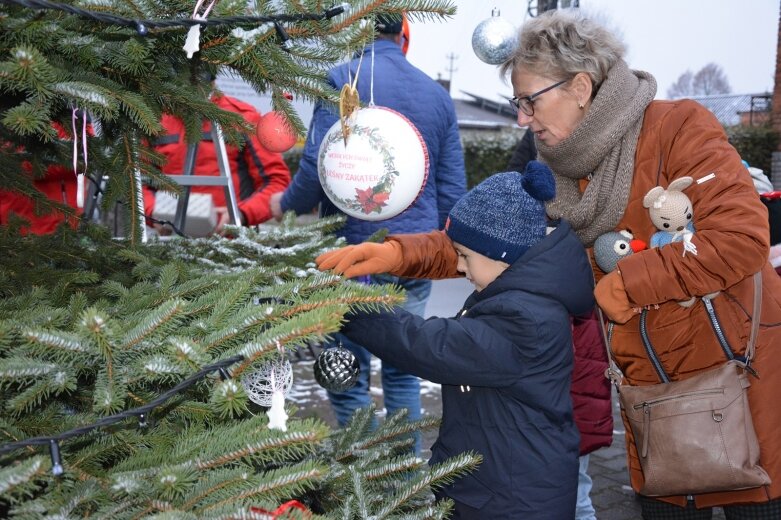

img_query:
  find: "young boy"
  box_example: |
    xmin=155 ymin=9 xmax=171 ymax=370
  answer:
xmin=334 ymin=162 xmax=595 ymax=519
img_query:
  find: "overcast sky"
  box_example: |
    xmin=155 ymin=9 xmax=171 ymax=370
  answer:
xmin=405 ymin=0 xmax=779 ymax=102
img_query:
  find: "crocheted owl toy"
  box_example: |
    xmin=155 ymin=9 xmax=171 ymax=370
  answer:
xmin=593 ymin=230 xmax=647 ymax=274
xmin=642 ymin=177 xmax=697 ymax=256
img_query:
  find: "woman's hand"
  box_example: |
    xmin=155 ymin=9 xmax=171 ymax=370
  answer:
xmin=316 ymin=241 xmax=403 ymax=278
xmin=594 ymin=270 xmax=635 ymax=324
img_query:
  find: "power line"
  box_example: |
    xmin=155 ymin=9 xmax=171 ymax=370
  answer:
xmin=445 ymin=52 xmax=458 ymax=84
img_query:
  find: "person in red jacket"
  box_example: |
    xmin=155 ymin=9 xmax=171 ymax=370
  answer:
xmin=150 ymin=91 xmax=291 ymax=234
xmin=0 ymin=121 xmax=90 ymax=235
xmin=0 ymin=165 xmax=81 ymax=235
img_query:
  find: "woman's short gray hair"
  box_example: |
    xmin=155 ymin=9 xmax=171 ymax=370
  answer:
xmin=501 ymin=9 xmax=625 ymax=95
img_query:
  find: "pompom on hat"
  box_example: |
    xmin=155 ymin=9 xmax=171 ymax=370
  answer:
xmin=445 ymin=161 xmax=556 ymax=265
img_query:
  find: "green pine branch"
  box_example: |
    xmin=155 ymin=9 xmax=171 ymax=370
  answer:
xmin=0 ymin=35 xmax=486 ymax=507
xmin=373 ymin=452 xmax=482 ymax=519
xmin=0 ymin=456 xmax=48 ymax=502
xmin=0 ymin=0 xmax=456 ymax=240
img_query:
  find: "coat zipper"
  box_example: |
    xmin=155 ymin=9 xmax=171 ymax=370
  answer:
xmin=640 ymin=311 xmax=670 ymax=383
xmin=702 ymin=297 xmax=735 ymax=361
xmin=458 ymin=308 xmax=470 ymax=392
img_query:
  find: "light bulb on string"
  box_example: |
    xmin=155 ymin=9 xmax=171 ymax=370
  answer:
xmin=49 ymin=439 xmax=64 ymax=476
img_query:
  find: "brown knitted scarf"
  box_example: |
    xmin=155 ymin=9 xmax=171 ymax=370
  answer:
xmin=538 ymin=60 xmax=657 ymax=247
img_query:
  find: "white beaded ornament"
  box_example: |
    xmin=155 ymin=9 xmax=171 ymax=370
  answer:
xmin=241 ymin=357 xmax=293 ymax=407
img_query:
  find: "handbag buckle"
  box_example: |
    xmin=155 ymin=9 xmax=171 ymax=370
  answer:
xmin=734 ymin=357 xmax=760 ymax=379
xmin=712 ymin=410 xmax=724 ymax=422
xmin=743 ymin=363 xmax=759 ymax=379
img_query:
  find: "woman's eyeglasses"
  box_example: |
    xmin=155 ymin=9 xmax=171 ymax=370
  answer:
xmin=508 ymin=79 xmax=568 ymax=116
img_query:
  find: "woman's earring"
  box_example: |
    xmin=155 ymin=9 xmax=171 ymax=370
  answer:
xmin=578 ymin=102 xmax=585 ymax=109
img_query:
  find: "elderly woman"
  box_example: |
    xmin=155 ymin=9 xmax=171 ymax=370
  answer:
xmin=316 ymin=9 xmax=781 ymax=519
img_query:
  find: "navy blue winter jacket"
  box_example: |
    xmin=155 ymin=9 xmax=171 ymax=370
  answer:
xmin=341 ymin=221 xmax=594 ymax=519
xmin=281 ymin=40 xmax=466 ymax=244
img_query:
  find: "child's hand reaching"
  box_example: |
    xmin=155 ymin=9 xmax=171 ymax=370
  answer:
xmin=316 ymin=241 xmax=403 ymax=278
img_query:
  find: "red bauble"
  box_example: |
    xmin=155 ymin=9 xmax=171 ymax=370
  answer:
xmin=257 ymin=111 xmax=296 ymax=153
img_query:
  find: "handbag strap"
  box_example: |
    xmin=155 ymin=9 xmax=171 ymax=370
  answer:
xmin=745 ymin=271 xmax=763 ymax=364
xmin=598 ymin=271 xmax=763 ymax=386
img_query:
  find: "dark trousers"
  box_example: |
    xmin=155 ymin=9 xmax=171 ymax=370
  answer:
xmin=640 ymin=495 xmax=781 ymax=519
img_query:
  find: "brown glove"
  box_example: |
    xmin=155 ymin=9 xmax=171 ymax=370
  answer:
xmin=594 ymin=270 xmax=635 ymax=324
xmin=316 ymin=240 xmax=403 ymax=278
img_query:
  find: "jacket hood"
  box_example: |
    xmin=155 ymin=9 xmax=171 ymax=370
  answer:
xmin=468 ymin=220 xmax=594 ymax=316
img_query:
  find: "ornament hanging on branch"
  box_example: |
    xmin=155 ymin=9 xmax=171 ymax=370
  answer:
xmin=265 ymin=371 xmax=289 ymax=431
xmin=242 ymin=353 xmax=293 ymax=431
xmin=313 ymin=343 xmax=360 ymax=393
xmin=339 ymin=83 xmax=360 ymax=146
xmin=257 ymin=111 xmax=297 ymax=153
xmin=339 ymin=48 xmax=364 ymax=146
xmin=471 ymin=8 xmax=517 ymax=65
xmin=317 ymin=106 xmax=428 ymax=221
xmin=242 ymin=357 xmax=293 ymax=406
xmin=182 ymin=0 xmax=217 ymax=58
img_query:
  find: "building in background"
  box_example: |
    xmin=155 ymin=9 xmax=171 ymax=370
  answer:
xmin=218 ymin=75 xmax=522 ymax=144
xmin=685 ymin=92 xmax=771 ymax=127
xmin=452 ymin=91 xmax=521 ymax=140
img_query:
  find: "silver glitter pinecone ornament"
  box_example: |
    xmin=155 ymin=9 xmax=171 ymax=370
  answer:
xmin=471 ymin=8 xmax=517 ymax=65
xmin=313 ymin=345 xmax=360 ymax=393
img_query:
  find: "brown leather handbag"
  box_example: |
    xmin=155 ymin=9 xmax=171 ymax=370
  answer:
xmin=603 ymin=272 xmax=771 ymax=497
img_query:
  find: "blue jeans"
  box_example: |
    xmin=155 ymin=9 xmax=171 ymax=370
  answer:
xmin=327 ymin=275 xmax=432 ymax=453
xmin=576 ymin=454 xmax=596 ymax=520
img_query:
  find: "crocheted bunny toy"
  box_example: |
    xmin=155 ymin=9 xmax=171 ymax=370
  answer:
xmin=643 ymin=177 xmax=697 ymax=256
xmin=643 ymin=177 xmax=718 ymax=306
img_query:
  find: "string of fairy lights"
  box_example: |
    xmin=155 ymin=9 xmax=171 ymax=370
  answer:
xmin=0 ymin=355 xmax=245 ymax=474
xmin=0 ymin=0 xmax=349 ymax=36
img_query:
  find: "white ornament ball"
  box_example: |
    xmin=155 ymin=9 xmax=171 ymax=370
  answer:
xmin=241 ymin=358 xmax=293 ymax=407
xmin=318 ymin=106 xmax=429 ymax=221
xmin=471 ymin=10 xmax=517 ymax=65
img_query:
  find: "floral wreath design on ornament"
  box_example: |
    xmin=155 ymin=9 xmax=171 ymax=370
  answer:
xmin=319 ymin=123 xmax=399 ymax=215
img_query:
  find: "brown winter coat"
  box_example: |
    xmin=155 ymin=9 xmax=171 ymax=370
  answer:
xmin=385 ymin=99 xmax=781 ymax=508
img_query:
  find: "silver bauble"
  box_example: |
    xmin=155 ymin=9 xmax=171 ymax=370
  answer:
xmin=471 ymin=9 xmax=517 ymax=65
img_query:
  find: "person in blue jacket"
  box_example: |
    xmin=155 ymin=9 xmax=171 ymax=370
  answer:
xmin=270 ymin=14 xmax=467 ymax=445
xmin=337 ymin=162 xmax=593 ymax=519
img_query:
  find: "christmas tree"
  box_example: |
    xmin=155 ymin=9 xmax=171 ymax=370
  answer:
xmin=0 ymin=0 xmax=456 ymax=243
xmin=0 ymin=0 xmax=482 ymax=517
xmin=0 ymin=218 xmax=480 ymax=517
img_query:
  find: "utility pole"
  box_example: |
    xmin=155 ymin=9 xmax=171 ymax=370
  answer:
xmin=445 ymin=52 xmax=458 ymax=85
xmin=530 ymin=0 xmax=578 ymax=18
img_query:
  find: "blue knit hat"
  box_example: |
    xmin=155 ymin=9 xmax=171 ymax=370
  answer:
xmin=445 ymin=161 xmax=556 ymax=264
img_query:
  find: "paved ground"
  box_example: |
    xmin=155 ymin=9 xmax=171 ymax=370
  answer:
xmin=289 ymin=278 xmax=727 ymax=519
